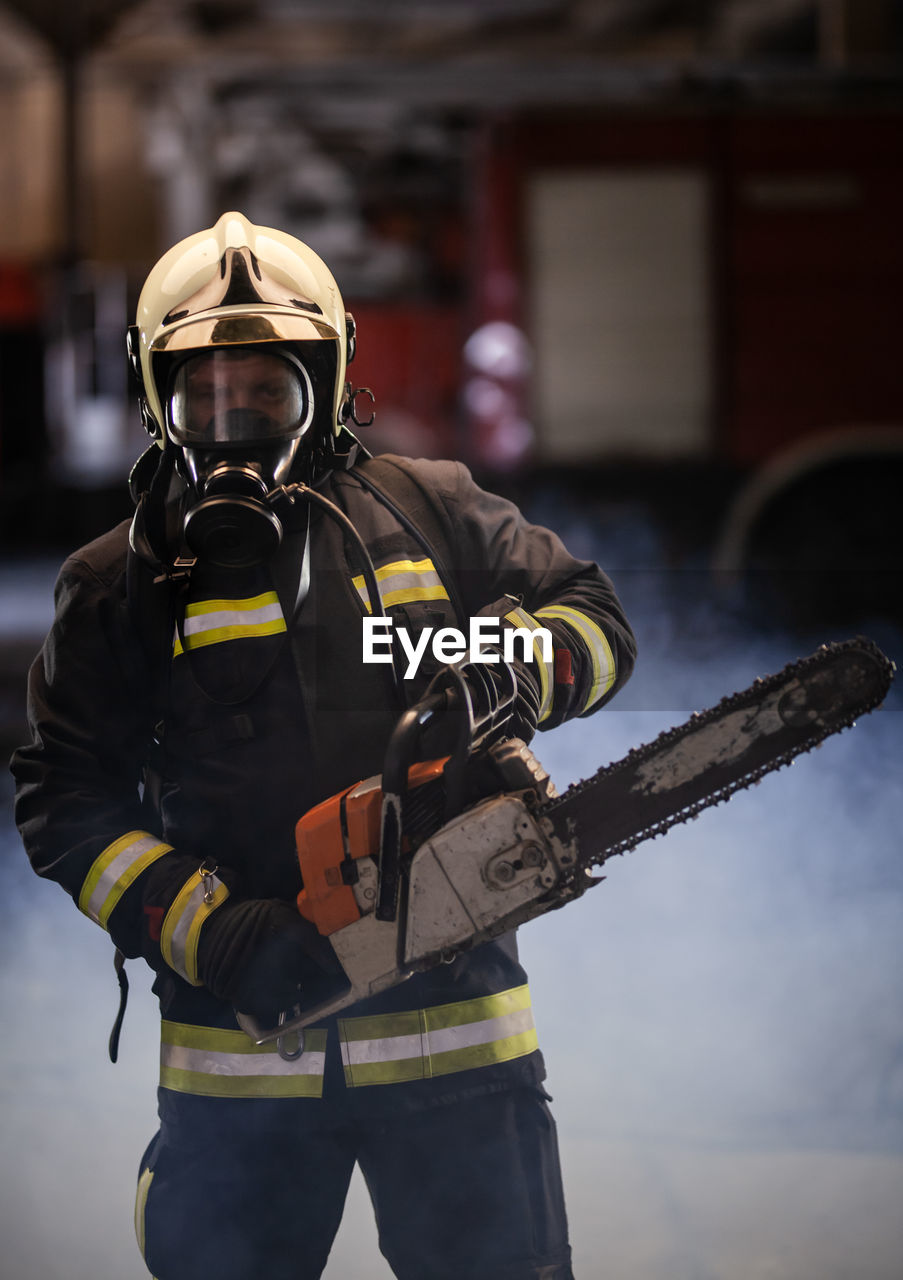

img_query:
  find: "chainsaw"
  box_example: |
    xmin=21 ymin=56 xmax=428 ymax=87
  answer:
xmin=236 ymin=636 xmax=894 ymax=1051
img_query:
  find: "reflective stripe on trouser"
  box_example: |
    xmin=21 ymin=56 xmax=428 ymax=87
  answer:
xmin=160 ymin=1021 xmax=328 ymax=1098
xmin=352 ymin=557 xmax=449 ymax=613
xmin=159 ymin=869 xmax=230 ymax=986
xmin=78 ymin=830 xmax=173 ymax=928
xmin=135 ymin=1167 xmax=154 ymax=1259
xmin=338 ymin=984 xmax=539 ymax=1087
xmin=503 ymin=606 xmax=554 ymax=721
xmin=535 ymin=604 xmax=616 ymax=711
xmin=173 ymin=591 xmax=287 ymax=655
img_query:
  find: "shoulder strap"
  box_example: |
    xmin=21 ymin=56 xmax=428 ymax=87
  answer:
xmin=125 ymin=538 xmax=175 ymax=724
xmin=123 ymin=538 xmax=180 ymax=823
xmin=351 ymin=456 xmax=466 ymax=626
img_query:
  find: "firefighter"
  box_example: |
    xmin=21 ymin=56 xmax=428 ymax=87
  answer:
xmin=11 ymin=212 xmax=636 ymax=1280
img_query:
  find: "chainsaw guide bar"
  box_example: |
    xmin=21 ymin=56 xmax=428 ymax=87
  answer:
xmin=543 ymin=635 xmax=895 ymax=878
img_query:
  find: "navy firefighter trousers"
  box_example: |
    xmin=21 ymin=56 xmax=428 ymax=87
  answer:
xmin=137 ymin=1082 xmax=575 ymax=1280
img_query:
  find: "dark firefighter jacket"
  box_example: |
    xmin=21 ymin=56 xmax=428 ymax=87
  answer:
xmin=12 ymin=452 xmax=636 ymax=1119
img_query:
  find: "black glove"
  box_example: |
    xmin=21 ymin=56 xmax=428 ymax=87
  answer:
xmin=463 ymin=653 xmax=542 ymax=744
xmin=196 ymin=898 xmax=343 ymax=1023
xmin=503 ymin=654 xmax=542 ymax=741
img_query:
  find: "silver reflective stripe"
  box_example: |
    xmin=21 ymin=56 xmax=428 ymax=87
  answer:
xmin=503 ymin=606 xmax=553 ymax=721
xmin=163 ymin=1044 xmax=327 ymax=1077
xmin=160 ymin=870 xmax=230 ymax=986
xmin=341 ymin=1006 xmax=535 ymax=1067
xmin=342 ymin=1031 xmax=423 ymax=1067
xmin=160 ymin=1021 xmax=328 ymax=1099
xmin=173 ymin=591 xmax=286 ymax=655
xmin=352 ymin=558 xmax=449 ymax=614
xmin=78 ymin=831 xmax=173 ymax=929
xmin=535 ymin=604 xmax=616 ymax=711
xmin=338 ymin=984 xmax=539 ymax=1086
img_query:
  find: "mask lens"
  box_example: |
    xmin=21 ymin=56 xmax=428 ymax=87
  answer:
xmin=169 ymin=348 xmax=312 ymax=446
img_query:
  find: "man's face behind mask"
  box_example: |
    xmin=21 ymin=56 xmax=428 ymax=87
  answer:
xmin=169 ymin=348 xmax=313 ymax=448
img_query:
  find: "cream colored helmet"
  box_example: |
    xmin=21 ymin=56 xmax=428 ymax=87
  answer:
xmin=128 ymin=210 xmax=355 ymax=448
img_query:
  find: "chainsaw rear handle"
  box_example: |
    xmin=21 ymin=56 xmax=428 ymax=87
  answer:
xmin=235 ymin=906 xmax=415 ymax=1049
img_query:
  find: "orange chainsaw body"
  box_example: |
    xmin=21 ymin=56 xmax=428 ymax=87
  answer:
xmin=296 ymin=758 xmax=447 ymax=935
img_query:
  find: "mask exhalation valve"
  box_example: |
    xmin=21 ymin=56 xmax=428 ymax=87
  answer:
xmin=183 ymin=461 xmax=283 ymax=569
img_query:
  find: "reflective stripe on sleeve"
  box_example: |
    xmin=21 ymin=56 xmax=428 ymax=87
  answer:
xmin=159 ymin=869 xmax=230 ymax=986
xmin=337 ymin=984 xmax=539 ymax=1087
xmin=160 ymin=1020 xmax=328 ymax=1099
xmin=173 ymin=591 xmax=286 ymax=656
xmin=535 ymin=604 xmax=616 ymax=711
xmin=78 ymin=831 xmax=174 ymax=929
xmin=352 ymin=558 xmax=449 ymax=614
xmin=503 ymin=606 xmax=553 ymax=722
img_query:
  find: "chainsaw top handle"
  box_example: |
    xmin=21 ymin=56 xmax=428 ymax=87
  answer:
xmin=375 ymin=660 xmax=516 ymax=922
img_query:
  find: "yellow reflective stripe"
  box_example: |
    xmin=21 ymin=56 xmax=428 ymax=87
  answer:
xmin=340 ymin=984 xmax=532 ymax=1041
xmin=134 ymin=1167 xmax=153 ymax=1258
xmin=173 ymin=591 xmax=286 ymax=655
xmin=159 ymin=1021 xmax=328 ymax=1099
xmin=160 ymin=1068 xmax=326 ymax=1099
xmin=425 ymin=984 xmax=532 ymax=1030
xmin=351 ymin=558 xmax=449 ymax=614
xmin=503 ymin=607 xmax=553 ymax=722
xmin=535 ymin=605 xmax=616 ymax=711
xmin=338 ymin=985 xmax=538 ymax=1087
xmin=78 ymin=831 xmax=173 ymax=929
xmin=159 ymin=871 xmax=230 ymax=986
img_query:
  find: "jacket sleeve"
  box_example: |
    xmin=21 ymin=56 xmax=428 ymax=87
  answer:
xmin=10 ymin=546 xmax=234 ymax=986
xmin=411 ymin=459 xmax=637 ymax=729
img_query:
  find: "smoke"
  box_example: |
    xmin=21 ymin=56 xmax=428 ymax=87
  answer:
xmin=519 ymin=520 xmax=903 ymax=1278
xmin=1 ymin=526 xmax=902 ymax=1279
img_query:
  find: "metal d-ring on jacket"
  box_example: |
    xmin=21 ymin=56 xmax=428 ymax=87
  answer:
xmin=12 ymin=454 xmax=636 ymax=1114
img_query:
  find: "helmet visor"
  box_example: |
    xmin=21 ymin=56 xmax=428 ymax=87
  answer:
xmin=168 ymin=348 xmax=314 ymax=447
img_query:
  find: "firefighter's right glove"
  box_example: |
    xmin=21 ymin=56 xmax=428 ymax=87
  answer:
xmin=196 ymin=898 xmax=342 ymax=1023
xmin=462 ymin=654 xmax=542 ymax=745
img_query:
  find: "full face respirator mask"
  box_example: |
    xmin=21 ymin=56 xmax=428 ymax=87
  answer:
xmin=167 ymin=346 xmax=315 ymax=569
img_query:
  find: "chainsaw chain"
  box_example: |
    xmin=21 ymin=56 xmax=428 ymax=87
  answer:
xmin=542 ymin=636 xmax=895 ymax=883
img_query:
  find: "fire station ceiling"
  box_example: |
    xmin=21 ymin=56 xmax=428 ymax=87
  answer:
xmin=1 ymin=0 xmax=899 ymax=274
xmin=3 ymin=0 xmax=902 ymax=94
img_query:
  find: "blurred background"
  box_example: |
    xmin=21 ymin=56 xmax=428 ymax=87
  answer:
xmin=0 ymin=1 xmax=901 ymax=1277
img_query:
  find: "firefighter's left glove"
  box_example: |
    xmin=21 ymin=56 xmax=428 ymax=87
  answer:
xmin=196 ymin=898 xmax=343 ymax=1023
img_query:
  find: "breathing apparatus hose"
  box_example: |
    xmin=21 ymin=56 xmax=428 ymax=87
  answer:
xmin=267 ymin=481 xmax=405 ymax=704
